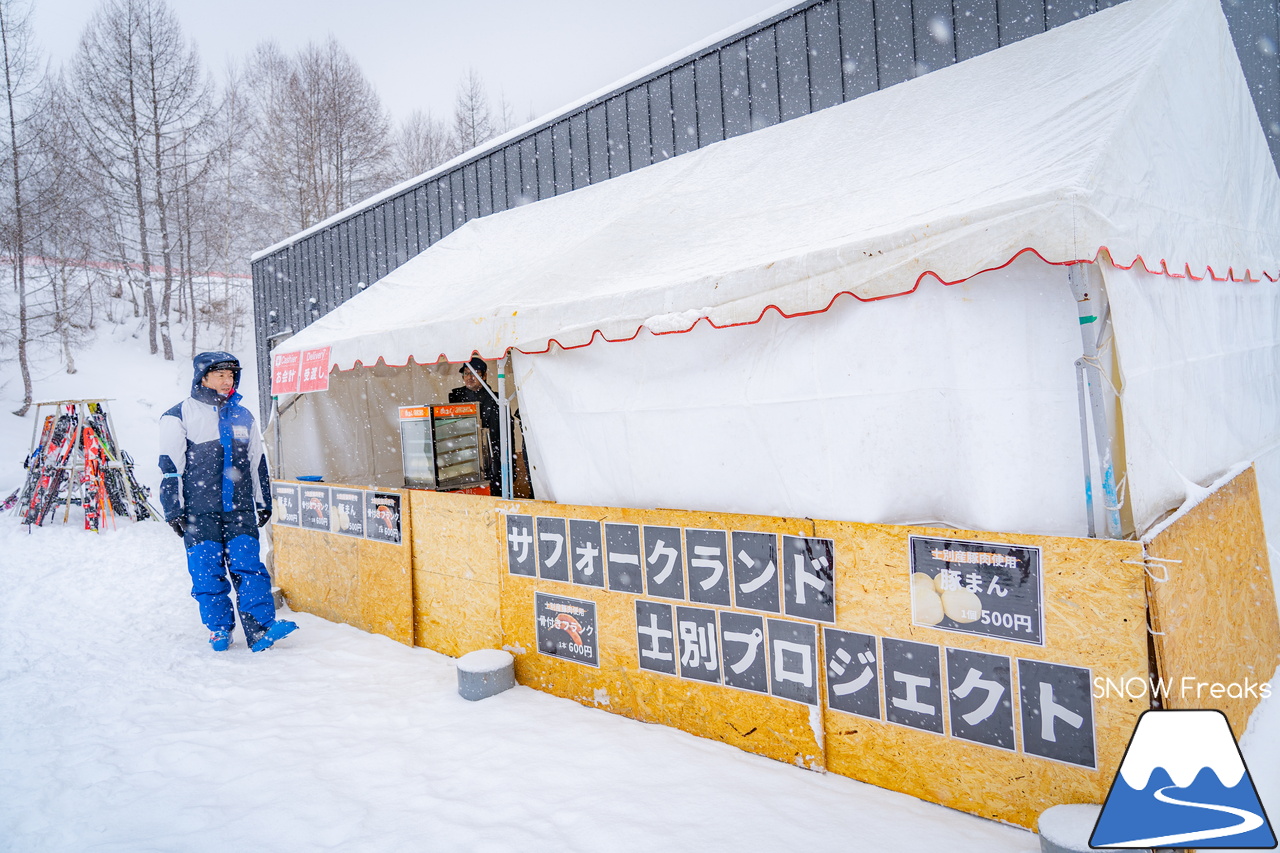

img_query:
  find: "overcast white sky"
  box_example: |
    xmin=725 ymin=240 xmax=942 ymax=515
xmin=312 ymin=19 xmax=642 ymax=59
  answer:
xmin=33 ymin=0 xmax=787 ymax=127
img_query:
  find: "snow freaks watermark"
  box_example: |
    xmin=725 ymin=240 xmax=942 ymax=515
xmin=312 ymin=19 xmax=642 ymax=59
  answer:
xmin=1090 ymin=710 xmax=1275 ymax=849
xmin=1094 ymin=675 xmax=1273 ymax=702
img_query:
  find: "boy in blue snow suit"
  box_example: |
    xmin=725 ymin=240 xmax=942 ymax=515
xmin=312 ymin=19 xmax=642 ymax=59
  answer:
xmin=159 ymin=351 xmax=297 ymax=652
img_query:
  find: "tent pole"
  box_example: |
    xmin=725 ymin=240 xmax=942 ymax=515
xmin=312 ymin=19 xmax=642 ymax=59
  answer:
xmin=466 ymin=361 xmax=511 ymax=499
xmin=498 ymin=357 xmax=512 ymax=499
xmin=1073 ymin=360 xmax=1096 ymax=538
xmin=273 ymin=396 xmax=282 ymax=480
xmin=1068 ymin=265 xmax=1122 ymax=538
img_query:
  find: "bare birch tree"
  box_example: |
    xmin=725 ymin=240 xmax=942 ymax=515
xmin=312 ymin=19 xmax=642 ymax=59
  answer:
xmin=135 ymin=0 xmax=214 ymax=360
xmin=390 ymin=108 xmax=451 ymax=182
xmin=245 ymin=37 xmax=391 ymax=239
xmin=71 ymin=0 xmax=160 ymax=354
xmin=451 ymin=67 xmax=494 ymax=154
xmin=0 ymin=0 xmax=40 ymax=415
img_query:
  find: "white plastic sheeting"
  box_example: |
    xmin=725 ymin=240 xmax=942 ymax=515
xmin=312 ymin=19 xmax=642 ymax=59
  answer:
xmin=274 ymin=0 xmax=1280 ymax=372
xmin=269 ymin=0 xmax=1280 ymax=541
xmin=515 ymin=257 xmax=1096 ymax=537
xmin=1102 ymin=264 xmax=1280 ymax=535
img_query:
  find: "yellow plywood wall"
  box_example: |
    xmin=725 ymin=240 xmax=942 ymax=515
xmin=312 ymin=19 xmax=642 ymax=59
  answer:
xmin=272 ymin=485 xmax=414 ymax=646
xmin=816 ymin=520 xmax=1146 ymax=829
xmin=495 ymin=500 xmax=825 ymax=770
xmin=1146 ymin=467 xmax=1280 ymax=738
xmin=407 ymin=489 xmax=504 ymax=657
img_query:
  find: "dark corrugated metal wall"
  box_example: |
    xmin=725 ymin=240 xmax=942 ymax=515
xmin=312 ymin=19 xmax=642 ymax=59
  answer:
xmin=251 ymin=0 xmax=1280 ymax=416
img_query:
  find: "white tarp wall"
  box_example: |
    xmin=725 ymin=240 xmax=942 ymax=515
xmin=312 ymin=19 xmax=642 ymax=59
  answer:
xmin=1102 ymin=264 xmax=1280 ymax=545
xmin=514 ymin=256 xmax=1103 ymax=537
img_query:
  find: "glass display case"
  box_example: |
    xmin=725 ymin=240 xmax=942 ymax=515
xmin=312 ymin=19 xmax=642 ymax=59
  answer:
xmin=398 ymin=403 xmax=489 ymax=492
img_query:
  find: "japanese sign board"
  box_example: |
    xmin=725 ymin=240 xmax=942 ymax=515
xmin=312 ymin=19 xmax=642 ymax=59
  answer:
xmin=719 ymin=611 xmax=768 ymax=694
xmin=299 ymin=486 xmax=331 ymax=533
xmin=272 ymin=481 xmax=403 ymax=545
xmin=824 ymin=628 xmax=881 ymax=720
xmin=909 ymin=535 xmax=1044 ymax=645
xmin=946 ymin=648 xmax=1015 ymax=751
xmin=535 ymin=593 xmax=599 ymax=667
xmin=330 ymin=488 xmax=367 ymax=538
xmin=270 ymin=351 xmax=301 ymax=396
xmin=298 ymin=346 xmax=331 ymax=393
xmin=767 ymin=618 xmax=819 ymax=705
xmin=605 ymin=523 xmax=644 ymax=593
xmin=271 ymin=482 xmax=300 ymax=527
xmin=636 ymin=600 xmax=677 ymax=675
xmin=505 ymin=514 xmax=536 ymax=576
xmin=676 ymin=606 xmax=721 ymax=684
xmin=365 ymin=492 xmax=403 ymax=544
xmin=504 ymin=515 xmax=831 ymax=619
xmin=271 ymin=347 xmax=331 ymax=396
xmin=504 ymin=512 xmax=1096 ymax=769
xmin=1018 ymin=659 xmax=1096 ymax=768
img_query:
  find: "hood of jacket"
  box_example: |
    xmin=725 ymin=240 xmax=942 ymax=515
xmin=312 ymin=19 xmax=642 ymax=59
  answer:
xmin=191 ymin=351 xmax=241 ymax=406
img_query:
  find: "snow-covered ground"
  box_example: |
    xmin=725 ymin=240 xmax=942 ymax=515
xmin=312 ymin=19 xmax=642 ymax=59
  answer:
xmin=0 ymin=310 xmax=1276 ymax=852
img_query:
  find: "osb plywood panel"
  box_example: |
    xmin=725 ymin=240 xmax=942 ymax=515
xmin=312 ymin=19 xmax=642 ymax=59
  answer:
xmin=1147 ymin=467 xmax=1280 ymax=738
xmin=408 ymin=490 xmax=505 ymax=582
xmin=414 ymin=570 xmax=503 ymax=658
xmin=816 ymin=519 xmax=1147 ymax=830
xmin=358 ymin=539 xmax=414 ymax=646
xmin=501 ymin=571 xmax=824 ymax=770
xmin=274 ymin=524 xmax=359 ymax=625
xmin=408 ymin=490 xmax=506 ymax=656
xmin=272 ymin=486 xmax=413 ymax=646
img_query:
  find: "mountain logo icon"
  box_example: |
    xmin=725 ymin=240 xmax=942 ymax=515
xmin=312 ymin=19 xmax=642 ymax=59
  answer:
xmin=1090 ymin=709 xmax=1275 ymax=849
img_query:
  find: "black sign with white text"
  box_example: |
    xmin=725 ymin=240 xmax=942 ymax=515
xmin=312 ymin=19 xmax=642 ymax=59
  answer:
xmin=946 ymin=648 xmax=1015 ymax=751
xmin=536 ymin=516 xmax=569 ymax=582
xmin=824 ymin=628 xmax=881 ymax=720
xmin=535 ymin=593 xmax=598 ymax=667
xmin=644 ymin=525 xmax=686 ymax=600
xmin=365 ymin=492 xmax=402 ymax=544
xmin=768 ymin=619 xmax=818 ymax=706
xmin=271 ymin=482 xmax=300 ymax=527
xmin=781 ymin=535 xmax=835 ymax=623
xmin=719 ymin=611 xmax=768 ymax=694
xmin=505 ymin=514 xmax=536 ymax=576
xmin=1018 ymin=658 xmax=1095 ymax=768
xmin=731 ymin=531 xmax=781 ymax=613
xmin=635 ymin=600 xmax=676 ymax=675
xmin=605 ymin=523 xmax=644 ymax=594
xmin=330 ymin=488 xmax=366 ymax=538
xmin=909 ymin=536 xmax=1043 ymax=645
xmin=569 ymin=519 xmax=605 ymax=588
xmin=882 ymin=638 xmax=944 ymax=734
xmin=686 ymin=528 xmax=731 ymax=606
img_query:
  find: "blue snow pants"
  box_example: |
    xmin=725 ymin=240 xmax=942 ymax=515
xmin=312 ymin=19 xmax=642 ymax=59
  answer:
xmin=184 ymin=511 xmax=276 ymax=645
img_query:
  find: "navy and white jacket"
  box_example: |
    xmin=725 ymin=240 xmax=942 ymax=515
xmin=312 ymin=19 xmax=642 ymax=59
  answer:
xmin=159 ymin=352 xmax=270 ymax=522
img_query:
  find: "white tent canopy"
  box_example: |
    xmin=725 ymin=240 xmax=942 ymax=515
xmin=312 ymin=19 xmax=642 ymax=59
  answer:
xmin=274 ymin=0 xmax=1280 ymax=370
xmin=273 ymin=0 xmax=1280 ymax=544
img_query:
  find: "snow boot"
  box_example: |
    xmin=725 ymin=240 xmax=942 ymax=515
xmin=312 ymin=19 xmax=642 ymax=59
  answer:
xmin=209 ymin=629 xmax=233 ymax=652
xmin=250 ymin=619 xmax=298 ymax=653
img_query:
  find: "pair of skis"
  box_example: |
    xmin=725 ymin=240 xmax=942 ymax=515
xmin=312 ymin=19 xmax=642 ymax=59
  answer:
xmin=21 ymin=405 xmax=81 ymax=526
xmin=9 ymin=401 xmax=158 ymax=529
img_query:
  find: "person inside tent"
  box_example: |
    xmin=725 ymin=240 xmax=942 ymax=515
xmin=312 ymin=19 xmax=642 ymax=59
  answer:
xmin=159 ymin=351 xmax=298 ymax=653
xmin=449 ymin=356 xmax=504 ymax=495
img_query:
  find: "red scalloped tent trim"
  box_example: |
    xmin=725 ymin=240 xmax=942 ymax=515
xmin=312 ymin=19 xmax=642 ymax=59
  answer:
xmin=331 ymin=246 xmax=1279 ymax=373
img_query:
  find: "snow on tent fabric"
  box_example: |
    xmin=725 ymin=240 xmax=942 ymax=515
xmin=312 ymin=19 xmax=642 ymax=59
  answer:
xmin=271 ymin=0 xmax=1280 ymax=547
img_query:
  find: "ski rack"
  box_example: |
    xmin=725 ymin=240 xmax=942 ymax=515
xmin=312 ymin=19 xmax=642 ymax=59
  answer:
xmin=12 ymin=398 xmax=160 ymax=529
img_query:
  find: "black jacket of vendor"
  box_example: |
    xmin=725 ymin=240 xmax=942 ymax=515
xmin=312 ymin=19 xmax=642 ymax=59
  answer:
xmin=448 ymin=385 xmax=501 ymax=490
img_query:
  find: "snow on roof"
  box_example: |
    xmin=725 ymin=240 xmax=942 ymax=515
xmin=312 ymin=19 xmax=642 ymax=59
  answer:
xmin=274 ymin=0 xmax=1280 ymax=371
